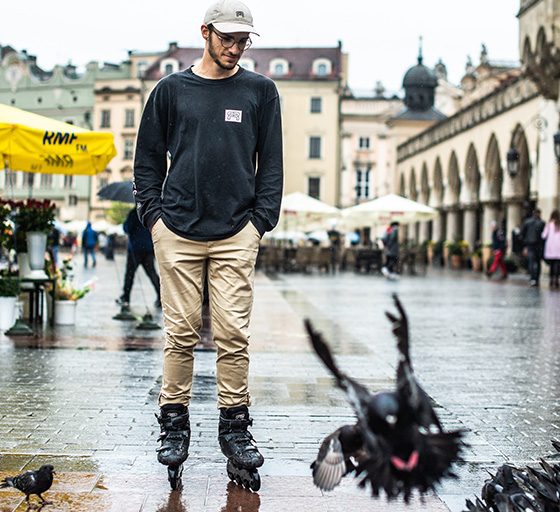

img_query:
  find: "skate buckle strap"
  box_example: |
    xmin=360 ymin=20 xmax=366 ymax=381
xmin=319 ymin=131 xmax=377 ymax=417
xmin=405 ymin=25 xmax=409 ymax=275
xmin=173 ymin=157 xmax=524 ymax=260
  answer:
xmin=156 ymin=412 xmax=190 ymax=430
xmin=222 ymin=416 xmax=253 ymax=431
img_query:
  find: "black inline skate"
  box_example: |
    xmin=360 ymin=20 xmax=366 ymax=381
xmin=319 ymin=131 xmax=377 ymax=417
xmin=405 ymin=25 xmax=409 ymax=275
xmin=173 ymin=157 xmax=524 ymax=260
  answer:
xmin=218 ymin=405 xmax=264 ymax=492
xmin=155 ymin=404 xmax=191 ymax=490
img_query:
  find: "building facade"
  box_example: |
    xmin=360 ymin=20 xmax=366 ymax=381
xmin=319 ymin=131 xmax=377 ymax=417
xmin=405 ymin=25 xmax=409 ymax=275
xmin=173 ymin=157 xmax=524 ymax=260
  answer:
xmin=0 ymin=45 xmax=121 ymax=221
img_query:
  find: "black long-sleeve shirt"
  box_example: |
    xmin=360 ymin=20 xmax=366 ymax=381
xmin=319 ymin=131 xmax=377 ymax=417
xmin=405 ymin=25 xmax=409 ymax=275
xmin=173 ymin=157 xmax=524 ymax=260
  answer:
xmin=133 ymin=66 xmax=283 ymax=241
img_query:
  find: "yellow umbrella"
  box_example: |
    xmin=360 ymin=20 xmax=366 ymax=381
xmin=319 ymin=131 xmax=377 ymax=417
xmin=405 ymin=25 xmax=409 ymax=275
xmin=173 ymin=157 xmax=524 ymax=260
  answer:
xmin=0 ymin=103 xmax=117 ymax=175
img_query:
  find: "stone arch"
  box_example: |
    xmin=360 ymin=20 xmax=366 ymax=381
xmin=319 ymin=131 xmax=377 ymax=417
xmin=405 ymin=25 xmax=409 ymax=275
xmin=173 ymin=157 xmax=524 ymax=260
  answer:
xmin=536 ymin=26 xmax=548 ymax=65
xmin=522 ymin=36 xmax=534 ymax=66
xmin=483 ymin=133 xmax=503 ymax=202
xmin=432 ymin=157 xmax=444 ymax=207
xmin=510 ymin=123 xmax=531 ymax=197
xmin=420 ymin=162 xmax=430 ymax=205
xmin=431 ymin=157 xmax=445 ymax=242
xmin=409 ymin=168 xmax=418 ymax=201
xmin=446 ymin=151 xmax=461 ymax=205
xmin=399 ymin=173 xmax=406 ymax=196
xmin=463 ymin=143 xmax=480 ymax=205
xmin=462 ymin=143 xmax=482 ymax=251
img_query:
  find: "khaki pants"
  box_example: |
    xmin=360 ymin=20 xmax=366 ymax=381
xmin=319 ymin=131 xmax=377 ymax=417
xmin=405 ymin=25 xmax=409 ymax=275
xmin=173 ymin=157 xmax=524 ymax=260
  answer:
xmin=152 ymin=218 xmax=260 ymax=409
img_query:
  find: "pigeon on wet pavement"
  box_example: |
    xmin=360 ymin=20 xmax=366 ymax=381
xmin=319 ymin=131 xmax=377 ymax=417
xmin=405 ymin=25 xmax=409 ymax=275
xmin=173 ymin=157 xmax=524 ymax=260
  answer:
xmin=305 ymin=293 xmax=465 ymax=501
xmin=465 ymin=453 xmax=560 ymax=512
xmin=1 ymin=464 xmax=55 ymax=509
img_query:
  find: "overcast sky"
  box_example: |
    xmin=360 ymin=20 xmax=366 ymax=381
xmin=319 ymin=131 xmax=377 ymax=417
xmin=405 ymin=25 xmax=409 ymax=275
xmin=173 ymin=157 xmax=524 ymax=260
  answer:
xmin=3 ymin=1 xmax=520 ymax=93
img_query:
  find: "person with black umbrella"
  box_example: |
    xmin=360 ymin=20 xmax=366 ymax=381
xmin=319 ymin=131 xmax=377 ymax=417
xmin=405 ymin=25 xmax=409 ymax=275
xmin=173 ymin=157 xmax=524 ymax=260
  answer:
xmin=116 ymin=207 xmax=161 ymax=308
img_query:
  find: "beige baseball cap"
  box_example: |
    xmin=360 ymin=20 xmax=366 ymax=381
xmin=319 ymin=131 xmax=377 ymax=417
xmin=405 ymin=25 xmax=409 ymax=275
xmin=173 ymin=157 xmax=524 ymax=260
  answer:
xmin=204 ymin=0 xmax=259 ymax=35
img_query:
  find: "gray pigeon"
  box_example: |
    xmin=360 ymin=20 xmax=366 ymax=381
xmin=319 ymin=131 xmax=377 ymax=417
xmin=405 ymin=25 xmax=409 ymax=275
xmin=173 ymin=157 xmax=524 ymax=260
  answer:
xmin=1 ymin=464 xmax=55 ymax=508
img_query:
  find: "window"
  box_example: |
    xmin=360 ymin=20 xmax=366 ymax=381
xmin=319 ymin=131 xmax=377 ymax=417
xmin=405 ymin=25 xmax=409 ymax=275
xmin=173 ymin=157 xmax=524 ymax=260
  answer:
xmin=101 ymin=109 xmax=111 ymax=128
xmin=317 ymin=63 xmax=327 ymax=76
xmin=40 ymin=173 xmax=53 ymax=189
xmin=23 ymin=172 xmax=35 ymax=189
xmin=356 ymin=166 xmax=371 ymax=200
xmin=312 ymin=58 xmax=332 ymax=77
xmin=137 ymin=60 xmax=148 ymax=78
xmin=309 ymin=137 xmax=321 ymax=159
xmin=359 ymin=137 xmax=370 ymax=149
xmin=160 ymin=58 xmax=179 ymax=76
xmin=269 ymin=58 xmax=289 ymax=77
xmin=63 ymin=174 xmax=74 ymax=189
xmin=308 ymin=177 xmax=320 ymax=200
xmin=5 ymin=169 xmax=17 ymax=188
xmin=310 ymin=97 xmax=322 ymax=114
xmin=125 ymin=109 xmax=135 ymax=128
xmin=124 ymin=139 xmax=134 ymax=160
xmin=68 ymin=194 xmax=78 ymax=206
xmin=239 ymin=58 xmax=255 ymax=72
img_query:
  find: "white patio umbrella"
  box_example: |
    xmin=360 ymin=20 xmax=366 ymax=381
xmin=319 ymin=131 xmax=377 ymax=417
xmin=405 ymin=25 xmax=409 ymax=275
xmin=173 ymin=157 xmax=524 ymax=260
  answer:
xmin=341 ymin=193 xmax=437 ymax=229
xmin=276 ymin=191 xmax=340 ymax=232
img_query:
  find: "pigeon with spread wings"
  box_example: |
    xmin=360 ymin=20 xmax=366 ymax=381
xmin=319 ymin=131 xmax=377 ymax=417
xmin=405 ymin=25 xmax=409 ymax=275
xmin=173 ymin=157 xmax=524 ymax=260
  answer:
xmin=305 ymin=294 xmax=465 ymax=501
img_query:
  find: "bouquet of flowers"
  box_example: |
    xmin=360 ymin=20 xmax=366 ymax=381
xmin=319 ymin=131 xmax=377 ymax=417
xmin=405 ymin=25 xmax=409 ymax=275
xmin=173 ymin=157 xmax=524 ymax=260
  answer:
xmin=11 ymin=198 xmax=56 ymax=233
xmin=46 ymin=254 xmax=96 ymax=301
xmin=0 ymin=198 xmax=56 ymax=253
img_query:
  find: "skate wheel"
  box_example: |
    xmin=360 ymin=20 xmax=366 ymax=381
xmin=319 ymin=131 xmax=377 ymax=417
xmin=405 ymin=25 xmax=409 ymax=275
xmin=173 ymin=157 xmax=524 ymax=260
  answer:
xmin=168 ymin=464 xmax=183 ymax=490
xmin=248 ymin=470 xmax=261 ymax=492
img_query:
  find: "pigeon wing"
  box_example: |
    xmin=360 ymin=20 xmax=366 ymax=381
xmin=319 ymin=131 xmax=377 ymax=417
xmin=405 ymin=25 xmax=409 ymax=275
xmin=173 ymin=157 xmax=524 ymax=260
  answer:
xmin=386 ymin=294 xmax=443 ymax=432
xmin=312 ymin=430 xmax=348 ymax=491
xmin=12 ymin=471 xmax=37 ymax=496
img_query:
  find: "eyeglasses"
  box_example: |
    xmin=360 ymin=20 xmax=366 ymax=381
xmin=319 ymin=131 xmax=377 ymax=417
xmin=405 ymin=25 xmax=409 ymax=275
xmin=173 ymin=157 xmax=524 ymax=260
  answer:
xmin=209 ymin=26 xmax=252 ymax=51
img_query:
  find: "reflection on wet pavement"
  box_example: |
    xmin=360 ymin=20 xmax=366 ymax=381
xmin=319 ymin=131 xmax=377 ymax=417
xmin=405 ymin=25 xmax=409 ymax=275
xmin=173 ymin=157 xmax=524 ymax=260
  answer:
xmin=2 ymin=253 xmax=560 ymax=510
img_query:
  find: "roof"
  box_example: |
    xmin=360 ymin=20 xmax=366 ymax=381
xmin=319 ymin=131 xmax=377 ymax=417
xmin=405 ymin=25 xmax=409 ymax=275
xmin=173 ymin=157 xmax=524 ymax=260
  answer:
xmin=141 ymin=44 xmax=345 ymax=81
xmin=402 ymin=57 xmax=438 ymax=88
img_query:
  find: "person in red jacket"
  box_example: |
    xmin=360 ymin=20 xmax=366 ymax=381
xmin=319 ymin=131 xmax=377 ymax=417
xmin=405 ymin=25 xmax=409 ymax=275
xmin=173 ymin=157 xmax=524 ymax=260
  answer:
xmin=486 ymin=220 xmax=507 ymax=280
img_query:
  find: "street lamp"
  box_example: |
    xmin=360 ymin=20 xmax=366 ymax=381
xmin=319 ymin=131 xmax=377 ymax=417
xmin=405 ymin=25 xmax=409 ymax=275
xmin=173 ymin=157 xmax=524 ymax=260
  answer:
xmin=506 ymin=143 xmax=520 ymax=179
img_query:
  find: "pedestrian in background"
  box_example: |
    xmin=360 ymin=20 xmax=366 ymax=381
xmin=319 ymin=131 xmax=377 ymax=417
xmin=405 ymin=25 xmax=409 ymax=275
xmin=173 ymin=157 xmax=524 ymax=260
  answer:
xmin=116 ymin=207 xmax=161 ymax=308
xmin=486 ymin=220 xmax=507 ymax=280
xmin=82 ymin=221 xmax=98 ymax=268
xmin=47 ymin=226 xmax=61 ymax=266
xmin=522 ymin=208 xmax=545 ymax=286
xmin=133 ymin=0 xmax=283 ymax=485
xmin=381 ymin=221 xmax=400 ymax=279
xmin=542 ymin=209 xmax=560 ymax=289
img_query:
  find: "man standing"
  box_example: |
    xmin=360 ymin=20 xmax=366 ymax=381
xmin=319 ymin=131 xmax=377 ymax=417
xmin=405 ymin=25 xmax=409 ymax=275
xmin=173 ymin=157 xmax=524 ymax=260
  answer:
xmin=133 ymin=0 xmax=283 ymax=490
xmin=522 ymin=208 xmax=545 ymax=286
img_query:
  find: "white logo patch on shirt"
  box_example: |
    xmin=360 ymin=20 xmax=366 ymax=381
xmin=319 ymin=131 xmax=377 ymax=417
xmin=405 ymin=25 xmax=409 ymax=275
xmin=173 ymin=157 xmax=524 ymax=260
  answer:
xmin=225 ymin=110 xmax=242 ymax=123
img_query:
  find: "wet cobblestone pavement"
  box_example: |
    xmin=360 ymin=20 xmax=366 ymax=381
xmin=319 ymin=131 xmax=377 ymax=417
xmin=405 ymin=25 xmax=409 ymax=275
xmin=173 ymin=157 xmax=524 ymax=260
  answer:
xmin=1 ymin=252 xmax=559 ymax=511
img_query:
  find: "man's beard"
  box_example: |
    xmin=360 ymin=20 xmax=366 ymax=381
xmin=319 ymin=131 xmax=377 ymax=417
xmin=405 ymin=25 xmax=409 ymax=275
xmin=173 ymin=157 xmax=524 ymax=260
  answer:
xmin=208 ymin=41 xmax=238 ymax=70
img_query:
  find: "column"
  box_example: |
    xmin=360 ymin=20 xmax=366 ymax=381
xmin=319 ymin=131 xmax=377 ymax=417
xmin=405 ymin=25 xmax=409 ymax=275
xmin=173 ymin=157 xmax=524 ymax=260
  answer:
xmin=506 ymin=202 xmax=523 ymax=255
xmin=446 ymin=210 xmax=458 ymax=241
xmin=463 ymin=209 xmax=478 ymax=252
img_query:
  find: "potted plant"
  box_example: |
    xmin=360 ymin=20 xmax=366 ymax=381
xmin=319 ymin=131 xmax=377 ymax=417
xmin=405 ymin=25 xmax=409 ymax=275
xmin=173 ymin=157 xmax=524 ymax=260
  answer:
xmin=0 ymin=270 xmax=20 ymax=330
xmin=45 ymin=254 xmax=96 ymax=325
xmin=471 ymin=247 xmax=483 ymax=272
xmin=445 ymin=240 xmax=467 ymax=269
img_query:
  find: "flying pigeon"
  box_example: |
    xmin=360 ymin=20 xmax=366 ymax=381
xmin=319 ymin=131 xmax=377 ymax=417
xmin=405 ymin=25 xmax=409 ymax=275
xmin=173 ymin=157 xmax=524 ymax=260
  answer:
xmin=305 ymin=293 xmax=465 ymax=501
xmin=1 ymin=464 xmax=55 ymax=509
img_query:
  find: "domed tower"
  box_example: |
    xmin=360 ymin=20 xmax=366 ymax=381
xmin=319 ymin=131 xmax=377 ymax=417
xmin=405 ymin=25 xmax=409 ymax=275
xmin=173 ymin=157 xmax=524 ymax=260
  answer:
xmin=394 ymin=38 xmax=445 ymax=121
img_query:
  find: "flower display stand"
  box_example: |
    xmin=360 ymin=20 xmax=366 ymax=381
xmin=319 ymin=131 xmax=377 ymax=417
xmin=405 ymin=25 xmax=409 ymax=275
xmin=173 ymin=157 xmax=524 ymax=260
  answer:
xmin=26 ymin=231 xmax=48 ymax=279
xmin=0 ymin=296 xmax=17 ymax=330
xmin=55 ymin=300 xmax=77 ymax=325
